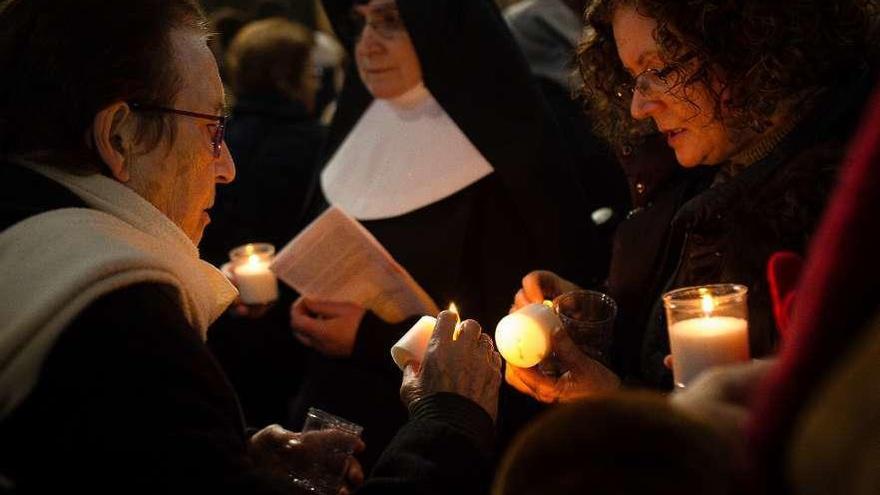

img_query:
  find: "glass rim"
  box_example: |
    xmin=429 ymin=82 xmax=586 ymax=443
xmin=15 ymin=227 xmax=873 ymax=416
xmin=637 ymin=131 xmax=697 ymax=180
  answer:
xmin=662 ymin=283 xmax=748 ymax=307
xmin=229 ymin=242 xmax=275 ymax=261
xmin=305 ymin=407 xmax=364 ymax=437
xmin=553 ymin=289 xmax=618 ymax=324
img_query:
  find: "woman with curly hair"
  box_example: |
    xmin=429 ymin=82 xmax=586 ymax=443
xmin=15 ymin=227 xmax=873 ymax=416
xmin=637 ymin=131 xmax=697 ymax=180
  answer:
xmin=506 ymin=0 xmax=878 ymax=399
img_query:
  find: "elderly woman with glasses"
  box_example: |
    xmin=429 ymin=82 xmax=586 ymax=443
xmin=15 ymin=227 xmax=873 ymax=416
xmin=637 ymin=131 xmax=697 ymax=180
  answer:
xmin=507 ymin=0 xmax=879 ymax=402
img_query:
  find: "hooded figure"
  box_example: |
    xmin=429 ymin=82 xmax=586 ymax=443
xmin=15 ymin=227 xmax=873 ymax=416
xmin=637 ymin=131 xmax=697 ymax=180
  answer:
xmin=290 ymin=0 xmax=602 ymax=467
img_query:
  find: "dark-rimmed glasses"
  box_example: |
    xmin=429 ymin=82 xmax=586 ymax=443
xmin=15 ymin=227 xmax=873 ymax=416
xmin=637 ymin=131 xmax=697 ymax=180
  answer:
xmin=615 ymin=53 xmax=697 ymax=101
xmin=129 ymin=102 xmax=227 ymax=158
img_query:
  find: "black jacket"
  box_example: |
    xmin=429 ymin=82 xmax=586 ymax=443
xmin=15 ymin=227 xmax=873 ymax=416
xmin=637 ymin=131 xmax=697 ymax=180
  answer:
xmin=608 ymin=69 xmax=875 ymax=387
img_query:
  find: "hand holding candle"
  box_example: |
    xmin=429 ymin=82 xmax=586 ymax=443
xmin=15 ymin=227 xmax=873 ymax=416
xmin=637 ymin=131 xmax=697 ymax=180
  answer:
xmin=494 ymin=301 xmax=559 ymax=368
xmin=391 ymin=303 xmax=460 ymax=371
xmin=503 ymin=315 xmax=621 ymax=403
xmin=399 ymin=310 xmax=502 ymax=422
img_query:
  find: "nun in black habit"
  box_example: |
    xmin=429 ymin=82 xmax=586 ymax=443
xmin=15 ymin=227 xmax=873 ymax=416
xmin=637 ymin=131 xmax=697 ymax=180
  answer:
xmin=290 ymin=0 xmax=602 ymax=467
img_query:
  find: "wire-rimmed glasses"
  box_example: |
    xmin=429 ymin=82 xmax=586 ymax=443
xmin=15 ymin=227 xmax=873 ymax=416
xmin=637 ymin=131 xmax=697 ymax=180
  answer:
xmin=615 ymin=52 xmax=697 ymax=101
xmin=129 ymin=102 xmax=227 ymax=158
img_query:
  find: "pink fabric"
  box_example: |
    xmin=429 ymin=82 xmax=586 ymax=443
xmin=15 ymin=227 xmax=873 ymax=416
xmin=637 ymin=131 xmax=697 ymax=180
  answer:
xmin=747 ymin=86 xmax=880 ymax=488
xmin=766 ymin=251 xmax=804 ymax=340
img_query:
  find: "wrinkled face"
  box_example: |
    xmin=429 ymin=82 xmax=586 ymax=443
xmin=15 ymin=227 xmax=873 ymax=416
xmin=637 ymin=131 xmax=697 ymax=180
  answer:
xmin=353 ymin=0 xmax=423 ymax=99
xmin=130 ymin=29 xmax=235 ymax=245
xmin=612 ymin=5 xmax=735 ymax=167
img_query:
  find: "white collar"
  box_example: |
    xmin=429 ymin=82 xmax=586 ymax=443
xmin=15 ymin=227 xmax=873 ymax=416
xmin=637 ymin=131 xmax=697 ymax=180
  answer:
xmin=321 ymin=84 xmax=494 ymax=220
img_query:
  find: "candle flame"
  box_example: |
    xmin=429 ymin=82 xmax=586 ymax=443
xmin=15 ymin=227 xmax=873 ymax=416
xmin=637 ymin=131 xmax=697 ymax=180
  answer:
xmin=247 ymin=254 xmax=261 ymax=265
xmin=448 ymin=302 xmax=462 ymax=340
xmin=701 ymin=294 xmax=715 ymax=315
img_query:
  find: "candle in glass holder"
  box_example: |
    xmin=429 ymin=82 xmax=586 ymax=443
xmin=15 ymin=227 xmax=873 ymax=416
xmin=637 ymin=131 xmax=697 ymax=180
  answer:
xmin=229 ymin=243 xmax=279 ymax=305
xmin=494 ymin=301 xmax=560 ymax=368
xmin=663 ymin=284 xmax=750 ymax=388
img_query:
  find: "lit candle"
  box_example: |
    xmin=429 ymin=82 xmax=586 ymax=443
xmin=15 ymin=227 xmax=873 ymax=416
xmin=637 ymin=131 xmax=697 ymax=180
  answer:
xmin=229 ymin=243 xmax=279 ymax=305
xmin=664 ymin=286 xmax=750 ymax=388
xmin=494 ymin=301 xmax=560 ymax=368
xmin=391 ymin=303 xmax=459 ymax=370
xmin=449 ymin=302 xmax=462 ymax=340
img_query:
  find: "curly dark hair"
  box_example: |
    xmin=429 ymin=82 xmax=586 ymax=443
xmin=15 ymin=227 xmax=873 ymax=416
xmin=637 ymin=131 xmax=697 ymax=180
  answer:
xmin=577 ymin=0 xmax=880 ymax=148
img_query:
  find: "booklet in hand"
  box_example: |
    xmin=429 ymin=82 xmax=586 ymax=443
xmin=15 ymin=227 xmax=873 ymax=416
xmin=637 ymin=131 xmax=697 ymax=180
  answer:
xmin=271 ymin=206 xmax=439 ymax=323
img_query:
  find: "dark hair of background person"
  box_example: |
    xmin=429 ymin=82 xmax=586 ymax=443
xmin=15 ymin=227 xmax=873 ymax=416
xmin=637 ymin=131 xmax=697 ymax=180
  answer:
xmin=253 ymin=0 xmax=291 ymax=19
xmin=226 ymin=17 xmax=315 ymax=105
xmin=577 ymin=0 xmax=880 ymax=148
xmin=0 ymin=0 xmax=209 ymax=171
xmin=209 ymin=7 xmax=249 ymax=54
xmin=562 ymin=0 xmax=587 ymax=15
xmin=492 ymin=392 xmax=739 ymax=495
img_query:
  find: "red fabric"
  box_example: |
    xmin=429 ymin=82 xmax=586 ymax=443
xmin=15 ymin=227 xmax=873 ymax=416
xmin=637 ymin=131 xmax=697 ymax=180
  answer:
xmin=747 ymin=87 xmax=880 ymax=489
xmin=766 ymin=251 xmax=804 ymax=340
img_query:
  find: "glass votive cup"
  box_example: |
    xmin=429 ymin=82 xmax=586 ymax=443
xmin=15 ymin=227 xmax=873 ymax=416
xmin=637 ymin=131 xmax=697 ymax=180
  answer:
xmin=663 ymin=284 xmax=750 ymax=388
xmin=228 ymin=243 xmax=279 ymax=305
xmin=552 ymin=290 xmax=617 ymax=367
xmin=290 ymin=408 xmax=363 ymax=495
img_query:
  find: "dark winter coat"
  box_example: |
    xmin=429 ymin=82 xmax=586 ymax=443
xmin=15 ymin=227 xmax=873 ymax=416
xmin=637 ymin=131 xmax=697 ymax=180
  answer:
xmin=609 ymin=68 xmax=875 ymax=388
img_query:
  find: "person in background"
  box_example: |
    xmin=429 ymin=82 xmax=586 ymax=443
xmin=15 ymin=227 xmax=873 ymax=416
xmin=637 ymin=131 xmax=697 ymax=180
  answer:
xmin=0 ymin=1 xmax=502 ymax=493
xmin=208 ymin=6 xmax=249 ymax=82
xmin=199 ymin=16 xmax=326 ymax=429
xmin=493 ymin=391 xmax=739 ymax=495
xmin=289 ymin=0 xmax=601 ymax=468
xmin=507 ymin=0 xmax=877 ymax=400
xmin=254 ymin=0 xmax=293 ymax=19
xmin=312 ymin=29 xmax=346 ymax=122
xmin=505 ymin=0 xmax=630 ymax=240
xmin=201 ymin=17 xmax=324 ymax=265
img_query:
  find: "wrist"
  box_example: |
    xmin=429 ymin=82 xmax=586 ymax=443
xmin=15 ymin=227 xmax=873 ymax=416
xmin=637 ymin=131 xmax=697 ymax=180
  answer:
xmin=409 ymin=392 xmax=495 ymax=453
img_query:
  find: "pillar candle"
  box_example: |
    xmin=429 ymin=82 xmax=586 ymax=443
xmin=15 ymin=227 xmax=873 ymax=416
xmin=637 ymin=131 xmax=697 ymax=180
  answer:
xmin=390 ymin=304 xmax=459 ymax=370
xmin=233 ymin=255 xmax=279 ymax=305
xmin=495 ymin=302 xmax=560 ymax=368
xmin=669 ymin=315 xmax=749 ymax=387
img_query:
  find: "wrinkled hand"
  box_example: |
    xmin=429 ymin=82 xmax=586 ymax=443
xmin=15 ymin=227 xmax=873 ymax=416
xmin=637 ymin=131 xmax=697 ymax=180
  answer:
xmin=512 ymin=270 xmax=581 ymax=311
xmin=671 ymin=359 xmax=776 ymax=445
xmin=248 ymin=424 xmax=365 ymax=494
xmin=505 ymin=325 xmax=620 ymax=403
xmin=400 ymin=310 xmax=502 ymax=421
xmin=290 ymin=297 xmax=366 ymax=357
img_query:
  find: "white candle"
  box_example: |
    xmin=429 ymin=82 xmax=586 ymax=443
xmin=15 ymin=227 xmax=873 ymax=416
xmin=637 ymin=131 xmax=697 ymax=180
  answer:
xmin=495 ymin=302 xmax=560 ymax=368
xmin=391 ymin=315 xmax=437 ymax=370
xmin=390 ymin=303 xmax=460 ymax=371
xmin=233 ymin=254 xmax=279 ymax=305
xmin=669 ymin=316 xmax=749 ymax=387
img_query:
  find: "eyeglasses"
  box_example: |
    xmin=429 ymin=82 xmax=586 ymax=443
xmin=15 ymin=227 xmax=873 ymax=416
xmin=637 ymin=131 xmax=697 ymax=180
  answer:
xmin=615 ymin=53 xmax=696 ymax=101
xmin=129 ymin=102 xmax=228 ymax=158
xmin=350 ymin=6 xmax=406 ymax=40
